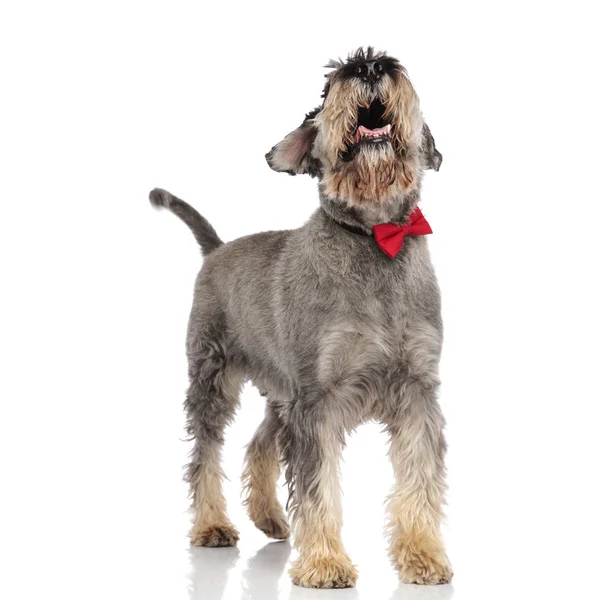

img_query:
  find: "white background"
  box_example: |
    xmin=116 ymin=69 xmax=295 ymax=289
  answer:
xmin=1 ymin=1 xmax=599 ymax=599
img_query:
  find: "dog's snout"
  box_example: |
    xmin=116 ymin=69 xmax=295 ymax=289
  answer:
xmin=357 ymin=60 xmax=384 ymax=82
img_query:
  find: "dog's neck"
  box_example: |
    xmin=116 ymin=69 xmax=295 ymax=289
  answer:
xmin=318 ymin=185 xmax=421 ymax=233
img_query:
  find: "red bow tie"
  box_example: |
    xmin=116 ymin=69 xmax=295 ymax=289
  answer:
xmin=372 ymin=207 xmax=433 ymax=258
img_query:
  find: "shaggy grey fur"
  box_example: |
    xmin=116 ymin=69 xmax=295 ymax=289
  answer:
xmin=150 ymin=48 xmax=450 ymax=587
xmin=150 ymin=182 xmax=443 ymax=488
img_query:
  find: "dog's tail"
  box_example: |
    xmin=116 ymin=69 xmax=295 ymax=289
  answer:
xmin=149 ymin=188 xmax=223 ymax=256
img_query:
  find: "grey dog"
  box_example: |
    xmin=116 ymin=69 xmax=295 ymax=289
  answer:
xmin=150 ymin=47 xmax=451 ymax=588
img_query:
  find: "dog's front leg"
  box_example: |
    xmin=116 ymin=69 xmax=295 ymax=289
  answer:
xmin=284 ymin=404 xmax=357 ymax=589
xmin=385 ymin=382 xmax=453 ymax=584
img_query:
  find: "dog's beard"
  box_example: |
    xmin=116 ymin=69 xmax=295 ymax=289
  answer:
xmin=322 ymin=143 xmax=418 ymax=207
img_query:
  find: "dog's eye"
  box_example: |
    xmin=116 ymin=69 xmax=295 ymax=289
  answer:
xmin=357 ymin=64 xmax=368 ymax=77
xmin=373 ymin=62 xmax=383 ymax=74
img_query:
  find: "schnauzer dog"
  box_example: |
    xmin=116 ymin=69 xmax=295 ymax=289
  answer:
xmin=150 ymin=47 xmax=451 ymax=588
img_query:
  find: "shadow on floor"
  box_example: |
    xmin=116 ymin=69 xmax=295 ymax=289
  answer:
xmin=189 ymin=541 xmax=453 ymax=600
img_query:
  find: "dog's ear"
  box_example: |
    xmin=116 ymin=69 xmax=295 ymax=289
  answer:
xmin=421 ymin=121 xmax=442 ymax=171
xmin=266 ymin=115 xmax=320 ymax=177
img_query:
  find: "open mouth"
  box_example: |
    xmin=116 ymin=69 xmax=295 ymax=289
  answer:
xmin=355 ymin=98 xmax=391 ymax=144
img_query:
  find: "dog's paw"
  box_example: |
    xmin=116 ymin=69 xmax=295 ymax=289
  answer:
xmin=256 ymin=513 xmax=290 ymax=540
xmin=190 ymin=523 xmax=239 ymax=548
xmin=396 ymin=548 xmax=453 ymax=585
xmin=290 ymin=554 xmax=358 ymax=589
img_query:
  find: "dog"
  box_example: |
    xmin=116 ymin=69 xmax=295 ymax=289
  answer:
xmin=149 ymin=46 xmax=451 ymax=588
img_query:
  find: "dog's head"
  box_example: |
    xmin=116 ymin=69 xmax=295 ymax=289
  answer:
xmin=266 ymin=48 xmax=441 ymax=207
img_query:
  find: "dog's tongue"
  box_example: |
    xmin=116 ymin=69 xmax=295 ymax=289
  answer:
xmin=355 ymin=124 xmax=391 ymax=142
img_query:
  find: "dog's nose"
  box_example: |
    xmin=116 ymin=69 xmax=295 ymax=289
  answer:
xmin=357 ymin=61 xmax=384 ymax=82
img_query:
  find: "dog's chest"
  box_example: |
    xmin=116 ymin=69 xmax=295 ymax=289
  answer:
xmin=314 ymin=294 xmax=441 ymax=407
xmin=313 ymin=270 xmax=421 ymax=375
xmin=276 ymin=234 xmax=442 ymax=392
xmin=316 ymin=294 xmax=406 ymax=374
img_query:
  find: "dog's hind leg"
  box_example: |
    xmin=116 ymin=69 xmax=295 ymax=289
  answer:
xmin=185 ymin=325 xmax=244 ymax=547
xmin=242 ymin=403 xmax=290 ymax=540
xmin=284 ymin=401 xmax=358 ymax=589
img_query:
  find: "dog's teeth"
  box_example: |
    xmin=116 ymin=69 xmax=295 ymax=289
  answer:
xmin=355 ymin=123 xmax=392 ymax=145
